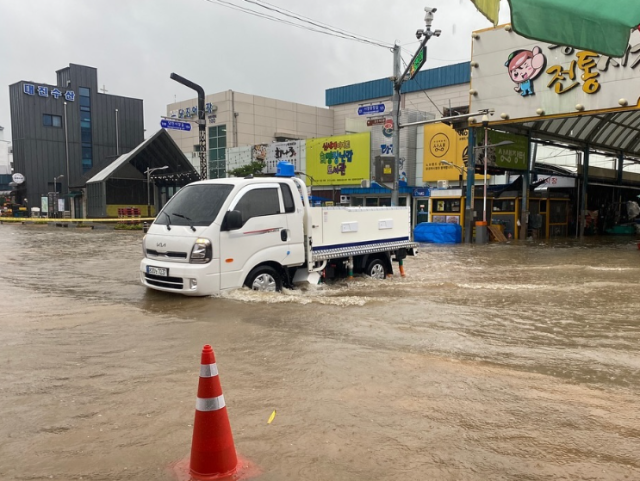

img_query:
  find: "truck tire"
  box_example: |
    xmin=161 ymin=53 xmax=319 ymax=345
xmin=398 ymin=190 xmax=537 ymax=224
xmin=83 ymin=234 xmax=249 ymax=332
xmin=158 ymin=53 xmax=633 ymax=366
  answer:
xmin=245 ymin=265 xmax=282 ymax=292
xmin=365 ymin=258 xmax=387 ymax=279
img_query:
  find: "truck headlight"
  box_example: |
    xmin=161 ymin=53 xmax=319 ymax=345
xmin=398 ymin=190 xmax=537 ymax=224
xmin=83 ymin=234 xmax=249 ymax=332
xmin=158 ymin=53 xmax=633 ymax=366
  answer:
xmin=190 ymin=238 xmax=212 ymax=264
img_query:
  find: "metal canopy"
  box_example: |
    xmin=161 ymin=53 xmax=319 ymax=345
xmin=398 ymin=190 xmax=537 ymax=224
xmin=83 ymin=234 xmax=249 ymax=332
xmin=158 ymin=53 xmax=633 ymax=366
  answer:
xmin=494 ymin=108 xmax=640 ymax=159
xmin=86 ymin=129 xmax=199 ymax=185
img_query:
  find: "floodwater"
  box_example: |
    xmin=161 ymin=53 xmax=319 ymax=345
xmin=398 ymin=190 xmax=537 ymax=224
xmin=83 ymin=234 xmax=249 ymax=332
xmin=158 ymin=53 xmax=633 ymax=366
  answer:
xmin=1 ymin=224 xmax=639 ymax=481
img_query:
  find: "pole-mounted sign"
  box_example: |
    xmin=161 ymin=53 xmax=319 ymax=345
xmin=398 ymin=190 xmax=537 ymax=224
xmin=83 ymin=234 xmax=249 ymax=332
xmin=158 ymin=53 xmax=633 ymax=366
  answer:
xmin=410 ymin=46 xmax=427 ymax=79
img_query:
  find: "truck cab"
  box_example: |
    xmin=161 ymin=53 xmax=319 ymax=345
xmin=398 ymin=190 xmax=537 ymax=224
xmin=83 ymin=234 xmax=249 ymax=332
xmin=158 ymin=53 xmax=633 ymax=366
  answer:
xmin=141 ymin=176 xmax=308 ymax=296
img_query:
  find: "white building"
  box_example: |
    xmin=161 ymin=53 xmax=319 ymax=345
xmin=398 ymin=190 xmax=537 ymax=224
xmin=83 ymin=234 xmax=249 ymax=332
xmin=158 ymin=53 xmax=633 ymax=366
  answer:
xmin=0 ymin=125 xmax=12 ymax=175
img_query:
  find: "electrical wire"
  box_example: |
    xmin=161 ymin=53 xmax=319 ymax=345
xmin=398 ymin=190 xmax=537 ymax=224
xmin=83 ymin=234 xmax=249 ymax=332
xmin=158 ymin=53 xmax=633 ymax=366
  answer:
xmin=241 ymin=0 xmax=393 ymax=49
xmin=202 ymin=0 xmax=392 ymax=49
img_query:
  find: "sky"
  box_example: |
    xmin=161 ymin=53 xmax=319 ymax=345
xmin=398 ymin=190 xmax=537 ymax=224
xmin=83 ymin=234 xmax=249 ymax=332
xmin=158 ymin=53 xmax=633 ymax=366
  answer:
xmin=0 ymin=0 xmax=512 ymax=141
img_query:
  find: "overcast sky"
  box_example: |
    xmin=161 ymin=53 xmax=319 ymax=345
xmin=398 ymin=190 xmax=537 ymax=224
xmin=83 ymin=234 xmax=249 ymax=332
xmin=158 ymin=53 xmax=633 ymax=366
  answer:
xmin=1 ymin=0 xmax=511 ymax=140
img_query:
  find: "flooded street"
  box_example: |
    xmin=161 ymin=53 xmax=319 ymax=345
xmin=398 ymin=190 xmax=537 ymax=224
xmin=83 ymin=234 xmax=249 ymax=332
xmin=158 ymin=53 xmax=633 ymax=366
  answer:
xmin=1 ymin=224 xmax=639 ymax=480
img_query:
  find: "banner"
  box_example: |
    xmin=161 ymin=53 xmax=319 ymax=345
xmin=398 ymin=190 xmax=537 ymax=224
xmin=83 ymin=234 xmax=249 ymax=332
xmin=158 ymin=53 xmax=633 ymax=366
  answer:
xmin=478 ymin=130 xmax=529 ymax=171
xmin=306 ymin=133 xmax=370 ymax=186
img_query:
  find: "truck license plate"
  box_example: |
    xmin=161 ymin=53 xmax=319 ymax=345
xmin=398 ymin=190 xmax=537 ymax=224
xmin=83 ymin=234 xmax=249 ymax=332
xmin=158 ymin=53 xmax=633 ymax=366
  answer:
xmin=148 ymin=266 xmax=168 ymax=277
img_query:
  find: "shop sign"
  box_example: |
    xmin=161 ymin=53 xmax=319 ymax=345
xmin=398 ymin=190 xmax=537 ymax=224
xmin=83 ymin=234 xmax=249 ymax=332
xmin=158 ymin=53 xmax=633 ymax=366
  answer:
xmin=470 ymin=27 xmax=640 ymax=120
xmin=358 ymin=104 xmax=385 ymax=115
xmin=413 ymin=187 xmax=430 ymax=197
xmin=23 ymin=83 xmax=75 ymax=101
xmin=12 ymin=173 xmax=25 ymax=184
xmin=306 ymin=132 xmax=370 ymax=186
xmin=479 ymin=130 xmax=529 ymax=171
xmin=534 ymin=175 xmax=576 ymax=189
xmin=366 ymin=117 xmax=386 ymax=127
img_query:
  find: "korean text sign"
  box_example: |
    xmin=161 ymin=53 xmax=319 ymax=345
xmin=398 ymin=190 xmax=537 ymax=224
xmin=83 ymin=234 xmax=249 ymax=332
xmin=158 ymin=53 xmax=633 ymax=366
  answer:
xmin=306 ymin=133 xmax=371 ymax=186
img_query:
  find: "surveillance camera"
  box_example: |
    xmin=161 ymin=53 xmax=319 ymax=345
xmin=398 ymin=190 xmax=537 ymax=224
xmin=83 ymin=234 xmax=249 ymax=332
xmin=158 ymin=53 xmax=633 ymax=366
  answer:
xmin=433 ymin=29 xmax=442 ymax=37
xmin=425 ymin=7 xmax=437 ymax=13
xmin=416 ymin=29 xmax=424 ymax=40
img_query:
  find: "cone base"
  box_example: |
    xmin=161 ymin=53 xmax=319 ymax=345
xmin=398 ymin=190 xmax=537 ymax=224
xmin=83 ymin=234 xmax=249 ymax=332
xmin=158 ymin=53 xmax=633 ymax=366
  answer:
xmin=171 ymin=453 xmax=261 ymax=481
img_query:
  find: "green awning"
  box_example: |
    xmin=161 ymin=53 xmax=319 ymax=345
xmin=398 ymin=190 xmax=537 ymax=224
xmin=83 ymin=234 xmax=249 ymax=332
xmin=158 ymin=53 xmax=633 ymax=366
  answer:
xmin=509 ymin=0 xmax=640 ymax=58
xmin=67 ymin=191 xmax=83 ymax=198
xmin=471 ymin=0 xmax=640 ymax=58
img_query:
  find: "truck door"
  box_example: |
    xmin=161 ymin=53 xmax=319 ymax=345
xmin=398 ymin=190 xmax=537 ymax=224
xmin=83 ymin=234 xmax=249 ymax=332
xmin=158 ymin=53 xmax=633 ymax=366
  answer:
xmin=219 ymin=184 xmax=290 ymax=290
xmin=279 ymin=182 xmax=305 ymax=265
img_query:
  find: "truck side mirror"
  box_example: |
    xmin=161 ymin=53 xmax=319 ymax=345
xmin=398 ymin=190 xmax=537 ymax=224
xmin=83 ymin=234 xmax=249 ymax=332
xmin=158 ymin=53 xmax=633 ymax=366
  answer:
xmin=224 ymin=210 xmax=243 ymax=230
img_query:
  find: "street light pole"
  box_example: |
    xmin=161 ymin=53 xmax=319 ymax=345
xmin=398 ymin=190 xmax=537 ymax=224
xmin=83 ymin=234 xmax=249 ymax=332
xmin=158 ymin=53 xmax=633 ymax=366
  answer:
xmin=170 ymin=73 xmax=207 ymax=180
xmin=391 ymin=7 xmax=440 ymax=206
xmin=145 ymin=166 xmax=168 ymax=217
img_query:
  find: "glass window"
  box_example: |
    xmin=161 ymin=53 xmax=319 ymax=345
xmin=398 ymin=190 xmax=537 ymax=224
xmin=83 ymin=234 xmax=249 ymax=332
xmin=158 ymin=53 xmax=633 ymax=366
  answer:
xmin=234 ymin=188 xmax=281 ymax=223
xmin=82 ymin=146 xmax=92 ymax=160
xmin=366 ymin=197 xmax=378 ymax=206
xmin=80 ymin=106 xmax=90 ymax=112
xmin=80 ymin=111 xmax=91 ymax=122
xmin=79 ymin=96 xmax=91 ymax=108
xmin=52 ymin=115 xmax=62 ymax=128
xmin=280 ymin=183 xmax=295 ymax=213
xmin=43 ymin=114 xmax=52 ymax=126
xmin=155 ymin=184 xmax=233 ymax=227
xmin=81 ymin=128 xmax=92 ymax=143
xmin=79 ymin=87 xmax=90 ymax=97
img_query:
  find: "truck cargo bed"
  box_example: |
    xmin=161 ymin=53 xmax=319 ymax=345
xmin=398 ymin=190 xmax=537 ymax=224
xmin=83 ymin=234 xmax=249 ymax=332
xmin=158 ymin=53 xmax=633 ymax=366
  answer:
xmin=309 ymin=206 xmax=417 ymax=261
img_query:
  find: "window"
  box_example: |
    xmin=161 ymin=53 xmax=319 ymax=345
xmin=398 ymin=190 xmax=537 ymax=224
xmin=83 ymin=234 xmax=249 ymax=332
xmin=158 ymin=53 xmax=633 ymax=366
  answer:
xmin=43 ymin=114 xmax=62 ymax=128
xmin=280 ymin=183 xmax=295 ymax=213
xmin=208 ymin=125 xmax=227 ymax=179
xmin=155 ymin=184 xmax=234 ymax=227
xmin=235 ymin=188 xmax=281 ymax=223
xmin=79 ymin=87 xmax=92 ymax=172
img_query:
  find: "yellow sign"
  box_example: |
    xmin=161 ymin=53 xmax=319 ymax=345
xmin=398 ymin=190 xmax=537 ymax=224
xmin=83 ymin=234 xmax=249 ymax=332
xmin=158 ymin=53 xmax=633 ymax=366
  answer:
xmin=306 ymin=132 xmax=371 ymax=186
xmin=423 ymin=123 xmax=484 ymax=182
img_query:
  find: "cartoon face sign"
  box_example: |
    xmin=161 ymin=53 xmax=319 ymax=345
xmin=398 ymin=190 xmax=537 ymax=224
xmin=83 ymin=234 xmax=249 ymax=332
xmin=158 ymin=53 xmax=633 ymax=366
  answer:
xmin=505 ymin=47 xmax=547 ymax=97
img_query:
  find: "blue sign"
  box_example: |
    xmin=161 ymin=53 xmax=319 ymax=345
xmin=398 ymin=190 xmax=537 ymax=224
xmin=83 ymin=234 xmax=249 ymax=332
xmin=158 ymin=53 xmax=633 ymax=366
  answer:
xmin=161 ymin=119 xmax=192 ymax=131
xmin=358 ymin=104 xmax=385 ymax=116
xmin=413 ymin=187 xmax=430 ymax=198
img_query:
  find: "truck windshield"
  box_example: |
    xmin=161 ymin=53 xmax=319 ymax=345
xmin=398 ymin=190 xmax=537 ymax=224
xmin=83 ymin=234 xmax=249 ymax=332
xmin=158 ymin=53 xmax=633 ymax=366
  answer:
xmin=154 ymin=184 xmax=234 ymax=227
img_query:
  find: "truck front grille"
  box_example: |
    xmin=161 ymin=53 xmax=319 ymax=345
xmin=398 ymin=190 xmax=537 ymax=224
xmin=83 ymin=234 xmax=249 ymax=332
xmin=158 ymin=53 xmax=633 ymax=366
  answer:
xmin=144 ymin=272 xmax=184 ymax=290
xmin=146 ymin=249 xmax=188 ymax=259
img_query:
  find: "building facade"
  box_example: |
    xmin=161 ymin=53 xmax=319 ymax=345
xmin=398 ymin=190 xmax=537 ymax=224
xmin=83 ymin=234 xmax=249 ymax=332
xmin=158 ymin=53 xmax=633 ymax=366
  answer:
xmin=9 ymin=64 xmax=144 ymax=217
xmin=166 ymin=90 xmax=334 ymax=179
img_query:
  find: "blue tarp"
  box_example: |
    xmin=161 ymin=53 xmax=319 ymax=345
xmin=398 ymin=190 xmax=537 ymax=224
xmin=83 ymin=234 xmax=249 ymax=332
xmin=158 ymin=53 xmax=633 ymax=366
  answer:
xmin=414 ymin=222 xmax=462 ymax=244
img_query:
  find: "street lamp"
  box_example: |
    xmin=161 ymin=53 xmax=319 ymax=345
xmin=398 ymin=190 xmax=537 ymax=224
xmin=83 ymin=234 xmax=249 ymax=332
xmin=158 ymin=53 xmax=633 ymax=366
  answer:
xmin=53 ymin=175 xmax=64 ymax=217
xmin=145 ymin=166 xmax=168 ymax=217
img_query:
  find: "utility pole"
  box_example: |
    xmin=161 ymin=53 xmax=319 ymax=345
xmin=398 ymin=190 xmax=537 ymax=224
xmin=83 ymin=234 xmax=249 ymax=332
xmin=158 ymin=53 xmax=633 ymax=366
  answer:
xmin=170 ymin=73 xmax=207 ymax=180
xmin=391 ymin=7 xmax=440 ymax=206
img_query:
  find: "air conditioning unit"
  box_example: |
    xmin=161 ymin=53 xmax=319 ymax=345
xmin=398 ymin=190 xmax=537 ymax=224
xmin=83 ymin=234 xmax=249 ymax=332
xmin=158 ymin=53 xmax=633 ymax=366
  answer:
xmin=340 ymin=195 xmax=351 ymax=204
xmin=437 ymin=180 xmax=449 ymax=189
xmin=361 ymin=179 xmax=370 ymax=188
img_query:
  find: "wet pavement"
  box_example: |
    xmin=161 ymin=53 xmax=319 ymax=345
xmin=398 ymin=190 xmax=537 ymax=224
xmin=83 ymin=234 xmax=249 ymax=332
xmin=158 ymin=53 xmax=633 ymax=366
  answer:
xmin=1 ymin=224 xmax=639 ymax=480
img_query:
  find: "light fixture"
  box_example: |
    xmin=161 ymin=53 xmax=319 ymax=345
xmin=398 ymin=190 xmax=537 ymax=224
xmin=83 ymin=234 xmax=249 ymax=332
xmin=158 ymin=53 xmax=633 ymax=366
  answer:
xmin=472 ymin=33 xmax=480 ymax=39
xmin=536 ymin=108 xmax=545 ymax=116
xmin=468 ymin=117 xmax=477 ymax=124
xmin=505 ymin=25 xmax=512 ymax=32
xmin=575 ymin=104 xmax=585 ymax=111
xmin=619 ymin=98 xmax=628 ymax=106
xmin=500 ymin=112 xmax=509 ymax=120
xmin=469 ymin=89 xmax=478 ymax=96
xmin=470 ymin=61 xmax=479 ymax=68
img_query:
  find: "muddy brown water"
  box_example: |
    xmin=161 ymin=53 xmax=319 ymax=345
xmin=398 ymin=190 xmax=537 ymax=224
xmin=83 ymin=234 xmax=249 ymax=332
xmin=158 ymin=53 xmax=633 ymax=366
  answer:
xmin=1 ymin=224 xmax=639 ymax=480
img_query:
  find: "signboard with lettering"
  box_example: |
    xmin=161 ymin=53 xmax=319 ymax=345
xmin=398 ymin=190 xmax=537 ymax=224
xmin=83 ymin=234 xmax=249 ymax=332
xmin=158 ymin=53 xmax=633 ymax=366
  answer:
xmin=306 ymin=132 xmax=370 ymax=186
xmin=161 ymin=119 xmax=192 ymax=131
xmin=358 ymin=104 xmax=385 ymax=116
xmin=410 ymin=46 xmax=426 ymax=79
xmin=478 ymin=130 xmax=529 ymax=171
xmin=470 ymin=26 xmax=640 ymax=121
xmin=23 ymin=83 xmax=75 ymax=101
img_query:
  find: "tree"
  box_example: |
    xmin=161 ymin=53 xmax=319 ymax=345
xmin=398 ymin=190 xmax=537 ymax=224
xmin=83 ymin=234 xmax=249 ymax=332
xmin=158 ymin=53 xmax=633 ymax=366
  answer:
xmin=227 ymin=161 xmax=265 ymax=178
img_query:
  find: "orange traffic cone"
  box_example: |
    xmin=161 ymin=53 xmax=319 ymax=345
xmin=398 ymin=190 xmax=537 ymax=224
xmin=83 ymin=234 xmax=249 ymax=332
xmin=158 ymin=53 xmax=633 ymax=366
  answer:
xmin=189 ymin=344 xmax=239 ymax=480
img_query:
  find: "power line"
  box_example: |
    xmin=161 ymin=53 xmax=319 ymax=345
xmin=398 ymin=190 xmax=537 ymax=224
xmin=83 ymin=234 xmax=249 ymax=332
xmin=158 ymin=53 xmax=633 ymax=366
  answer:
xmin=241 ymin=0 xmax=393 ymax=49
xmin=202 ymin=0 xmax=392 ymax=49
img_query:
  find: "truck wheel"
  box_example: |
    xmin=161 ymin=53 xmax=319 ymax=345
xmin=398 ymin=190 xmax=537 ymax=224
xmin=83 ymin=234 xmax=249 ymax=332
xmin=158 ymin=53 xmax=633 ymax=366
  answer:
xmin=365 ymin=258 xmax=387 ymax=279
xmin=245 ymin=266 xmax=282 ymax=292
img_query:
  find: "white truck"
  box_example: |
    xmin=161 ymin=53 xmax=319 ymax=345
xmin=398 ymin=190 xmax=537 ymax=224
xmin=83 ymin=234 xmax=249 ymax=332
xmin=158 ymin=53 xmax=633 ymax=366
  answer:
xmin=140 ymin=167 xmax=417 ymax=296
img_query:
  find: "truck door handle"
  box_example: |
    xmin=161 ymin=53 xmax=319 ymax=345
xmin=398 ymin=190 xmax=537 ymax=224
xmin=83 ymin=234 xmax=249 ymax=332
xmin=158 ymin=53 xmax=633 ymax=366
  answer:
xmin=281 ymin=229 xmax=288 ymax=241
